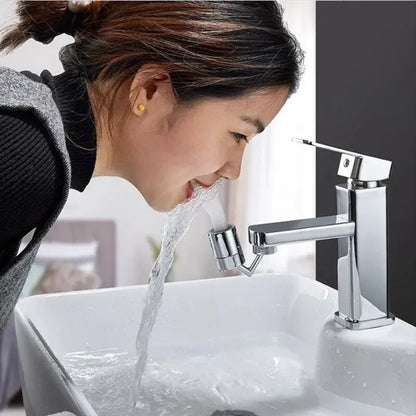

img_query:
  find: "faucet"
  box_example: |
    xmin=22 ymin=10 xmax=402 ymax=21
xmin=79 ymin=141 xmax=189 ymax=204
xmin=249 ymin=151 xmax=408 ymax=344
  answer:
xmin=207 ymin=139 xmax=395 ymax=330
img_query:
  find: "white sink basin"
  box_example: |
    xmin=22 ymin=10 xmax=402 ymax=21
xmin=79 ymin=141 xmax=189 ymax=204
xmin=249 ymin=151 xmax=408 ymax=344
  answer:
xmin=14 ymin=273 xmax=415 ymax=416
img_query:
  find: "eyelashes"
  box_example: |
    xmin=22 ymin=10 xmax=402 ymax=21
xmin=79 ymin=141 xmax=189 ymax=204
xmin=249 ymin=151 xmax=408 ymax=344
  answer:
xmin=233 ymin=132 xmax=249 ymax=144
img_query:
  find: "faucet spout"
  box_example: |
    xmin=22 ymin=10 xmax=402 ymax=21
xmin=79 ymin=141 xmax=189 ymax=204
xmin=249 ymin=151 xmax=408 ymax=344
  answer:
xmin=248 ymin=215 xmax=355 ymax=247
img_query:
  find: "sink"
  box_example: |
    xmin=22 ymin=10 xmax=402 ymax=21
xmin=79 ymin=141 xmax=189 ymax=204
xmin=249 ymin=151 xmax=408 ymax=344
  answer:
xmin=14 ymin=273 xmax=416 ymax=416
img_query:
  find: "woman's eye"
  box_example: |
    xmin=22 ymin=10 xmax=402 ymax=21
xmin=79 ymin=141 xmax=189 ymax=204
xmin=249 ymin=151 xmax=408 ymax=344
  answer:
xmin=233 ymin=132 xmax=248 ymax=144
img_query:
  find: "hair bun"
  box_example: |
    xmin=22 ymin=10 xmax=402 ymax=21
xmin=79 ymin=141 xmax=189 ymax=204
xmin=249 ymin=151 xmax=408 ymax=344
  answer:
xmin=32 ymin=11 xmax=79 ymax=44
xmin=24 ymin=1 xmax=89 ymax=45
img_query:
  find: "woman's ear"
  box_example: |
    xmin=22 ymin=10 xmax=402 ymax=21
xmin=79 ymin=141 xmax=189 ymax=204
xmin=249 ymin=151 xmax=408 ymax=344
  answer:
xmin=129 ymin=64 xmax=171 ymax=117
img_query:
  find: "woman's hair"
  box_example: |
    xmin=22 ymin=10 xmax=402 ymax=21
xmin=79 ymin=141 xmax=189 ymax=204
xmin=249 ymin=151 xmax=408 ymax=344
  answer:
xmin=0 ymin=1 xmax=305 ymax=142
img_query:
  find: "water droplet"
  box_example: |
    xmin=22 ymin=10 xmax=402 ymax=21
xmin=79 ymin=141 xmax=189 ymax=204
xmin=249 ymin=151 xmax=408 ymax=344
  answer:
xmin=363 ymin=382 xmax=367 ymax=388
xmin=392 ymin=400 xmax=396 ymax=405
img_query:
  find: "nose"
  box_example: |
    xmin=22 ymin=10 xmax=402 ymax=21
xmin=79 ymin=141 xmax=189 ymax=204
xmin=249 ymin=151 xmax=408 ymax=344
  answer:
xmin=197 ymin=147 xmax=245 ymax=186
xmin=217 ymin=147 xmax=244 ymax=181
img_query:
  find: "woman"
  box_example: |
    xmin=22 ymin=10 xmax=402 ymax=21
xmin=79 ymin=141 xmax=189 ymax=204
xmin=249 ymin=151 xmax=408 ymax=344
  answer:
xmin=0 ymin=0 xmax=304 ymax=331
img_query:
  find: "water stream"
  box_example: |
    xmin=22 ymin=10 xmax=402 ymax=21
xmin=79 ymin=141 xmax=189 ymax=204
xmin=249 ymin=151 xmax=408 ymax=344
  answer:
xmin=130 ymin=178 xmax=226 ymax=411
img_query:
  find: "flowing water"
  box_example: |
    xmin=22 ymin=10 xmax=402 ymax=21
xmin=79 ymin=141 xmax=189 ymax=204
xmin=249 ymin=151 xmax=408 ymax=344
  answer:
xmin=130 ymin=178 xmax=226 ymax=411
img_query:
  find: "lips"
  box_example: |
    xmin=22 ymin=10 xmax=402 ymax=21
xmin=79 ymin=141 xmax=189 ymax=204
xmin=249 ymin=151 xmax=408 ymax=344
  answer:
xmin=193 ymin=179 xmax=211 ymax=188
xmin=186 ymin=179 xmax=212 ymax=200
xmin=186 ymin=181 xmax=193 ymax=199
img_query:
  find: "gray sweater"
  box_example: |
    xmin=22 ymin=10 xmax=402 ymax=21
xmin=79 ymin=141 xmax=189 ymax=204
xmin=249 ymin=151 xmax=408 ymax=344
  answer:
xmin=0 ymin=66 xmax=71 ymax=332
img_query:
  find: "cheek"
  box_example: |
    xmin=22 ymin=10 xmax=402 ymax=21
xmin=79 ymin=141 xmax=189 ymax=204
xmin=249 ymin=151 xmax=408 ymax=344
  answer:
xmin=169 ymin=129 xmax=227 ymax=176
xmin=181 ymin=145 xmax=225 ymax=180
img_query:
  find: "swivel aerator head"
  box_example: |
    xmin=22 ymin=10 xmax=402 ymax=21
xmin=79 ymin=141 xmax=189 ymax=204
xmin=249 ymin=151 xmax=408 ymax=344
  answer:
xmin=207 ymin=224 xmax=246 ymax=271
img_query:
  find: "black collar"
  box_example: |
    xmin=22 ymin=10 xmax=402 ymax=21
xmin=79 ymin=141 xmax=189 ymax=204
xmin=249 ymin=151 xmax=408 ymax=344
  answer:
xmin=40 ymin=69 xmax=97 ymax=192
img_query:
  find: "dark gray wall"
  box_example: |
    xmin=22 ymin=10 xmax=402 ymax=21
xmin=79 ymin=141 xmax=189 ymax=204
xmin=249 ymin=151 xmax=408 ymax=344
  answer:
xmin=316 ymin=1 xmax=415 ymax=326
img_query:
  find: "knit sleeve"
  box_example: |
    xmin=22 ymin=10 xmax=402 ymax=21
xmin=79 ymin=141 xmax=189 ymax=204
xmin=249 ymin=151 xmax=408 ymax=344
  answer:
xmin=0 ymin=107 xmax=64 ymax=251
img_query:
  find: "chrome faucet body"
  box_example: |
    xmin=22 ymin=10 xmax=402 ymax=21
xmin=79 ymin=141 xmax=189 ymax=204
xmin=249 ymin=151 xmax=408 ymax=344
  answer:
xmin=207 ymin=139 xmax=395 ymax=330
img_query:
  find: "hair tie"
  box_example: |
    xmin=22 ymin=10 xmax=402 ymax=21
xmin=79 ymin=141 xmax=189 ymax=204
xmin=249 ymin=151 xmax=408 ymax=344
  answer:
xmin=68 ymin=0 xmax=92 ymax=13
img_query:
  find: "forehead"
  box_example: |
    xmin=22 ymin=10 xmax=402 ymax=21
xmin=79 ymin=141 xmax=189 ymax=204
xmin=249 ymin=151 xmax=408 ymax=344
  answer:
xmin=182 ymin=86 xmax=289 ymax=127
xmin=236 ymin=86 xmax=288 ymax=105
xmin=224 ymin=86 xmax=289 ymax=124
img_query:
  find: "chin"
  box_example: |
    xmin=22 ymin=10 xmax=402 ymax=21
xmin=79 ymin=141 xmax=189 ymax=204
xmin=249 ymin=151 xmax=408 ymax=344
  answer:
xmin=148 ymin=192 xmax=184 ymax=213
xmin=148 ymin=200 xmax=172 ymax=213
xmin=145 ymin=182 xmax=192 ymax=213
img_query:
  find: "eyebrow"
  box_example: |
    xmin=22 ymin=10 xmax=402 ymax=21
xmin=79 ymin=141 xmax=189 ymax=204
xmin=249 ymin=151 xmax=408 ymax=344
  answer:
xmin=240 ymin=115 xmax=265 ymax=134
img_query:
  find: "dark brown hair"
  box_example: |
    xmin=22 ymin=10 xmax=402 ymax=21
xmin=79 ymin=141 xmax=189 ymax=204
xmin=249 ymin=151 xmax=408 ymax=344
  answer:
xmin=0 ymin=1 xmax=305 ymax=143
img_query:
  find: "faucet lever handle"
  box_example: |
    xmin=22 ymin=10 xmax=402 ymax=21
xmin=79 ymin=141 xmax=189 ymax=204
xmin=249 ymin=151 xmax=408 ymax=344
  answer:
xmin=292 ymin=138 xmax=392 ymax=182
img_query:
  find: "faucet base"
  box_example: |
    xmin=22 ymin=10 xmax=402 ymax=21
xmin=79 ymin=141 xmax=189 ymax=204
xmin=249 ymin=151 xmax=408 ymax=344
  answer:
xmin=334 ymin=311 xmax=395 ymax=330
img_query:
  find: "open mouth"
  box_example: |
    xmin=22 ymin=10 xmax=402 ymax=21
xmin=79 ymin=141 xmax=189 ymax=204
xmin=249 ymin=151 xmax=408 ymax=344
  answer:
xmin=186 ymin=179 xmax=212 ymax=200
xmin=186 ymin=181 xmax=194 ymax=199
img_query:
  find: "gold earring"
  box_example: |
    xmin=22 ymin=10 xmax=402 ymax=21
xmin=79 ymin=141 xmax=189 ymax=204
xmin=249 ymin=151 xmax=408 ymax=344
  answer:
xmin=137 ymin=104 xmax=145 ymax=112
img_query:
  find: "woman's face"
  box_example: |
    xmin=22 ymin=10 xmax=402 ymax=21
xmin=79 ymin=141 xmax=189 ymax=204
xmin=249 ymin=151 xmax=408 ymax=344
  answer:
xmin=96 ymin=68 xmax=290 ymax=212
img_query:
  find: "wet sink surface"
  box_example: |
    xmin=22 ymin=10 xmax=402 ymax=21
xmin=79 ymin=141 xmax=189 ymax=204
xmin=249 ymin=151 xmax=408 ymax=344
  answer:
xmin=15 ymin=273 xmax=416 ymax=416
